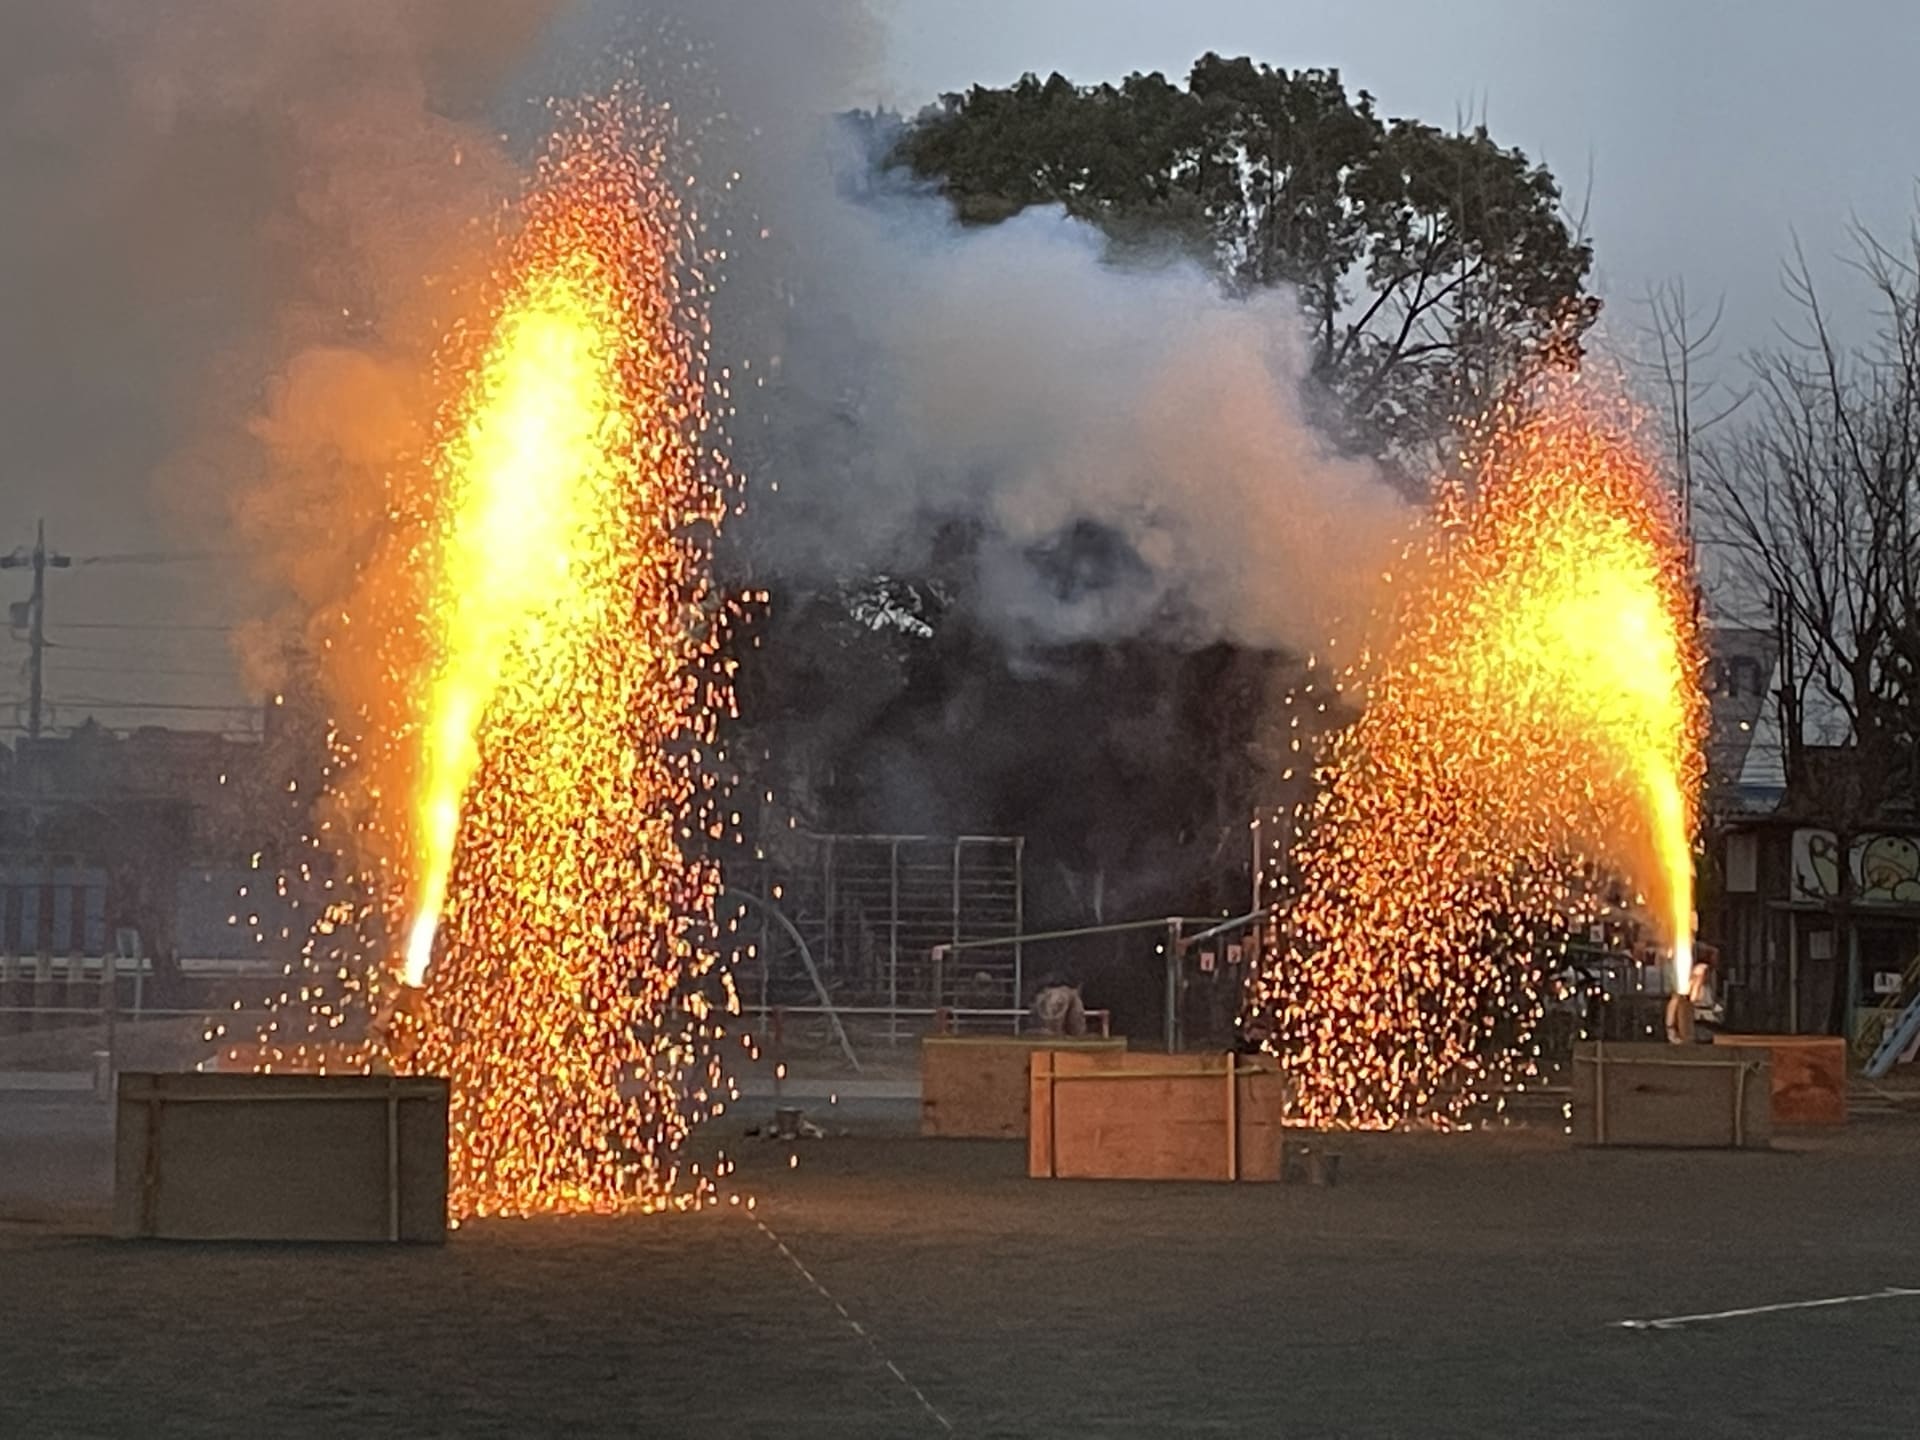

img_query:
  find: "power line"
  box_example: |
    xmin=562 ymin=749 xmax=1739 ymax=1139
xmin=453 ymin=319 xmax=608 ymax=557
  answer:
xmin=0 ymin=520 xmax=72 ymax=739
xmin=46 ymin=663 xmax=242 ymax=681
xmin=44 ymin=639 xmax=235 ymax=658
xmin=48 ymin=633 xmax=232 ymax=646
xmin=46 ymin=621 xmax=243 ymax=633
xmin=0 ymin=719 xmax=262 ymax=738
xmin=3 ymin=526 xmax=269 ymax=739
xmin=10 ymin=635 xmax=241 ymax=656
xmin=71 ymin=550 xmax=233 ymax=566
xmin=51 ymin=697 xmax=262 ymax=713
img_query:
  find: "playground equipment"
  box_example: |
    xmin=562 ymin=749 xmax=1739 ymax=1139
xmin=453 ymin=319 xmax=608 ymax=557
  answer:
xmin=1866 ymin=992 xmax=1920 ymax=1078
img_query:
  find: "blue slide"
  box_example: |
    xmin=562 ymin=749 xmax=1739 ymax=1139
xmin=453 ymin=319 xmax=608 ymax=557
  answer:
xmin=1866 ymin=991 xmax=1920 ymax=1079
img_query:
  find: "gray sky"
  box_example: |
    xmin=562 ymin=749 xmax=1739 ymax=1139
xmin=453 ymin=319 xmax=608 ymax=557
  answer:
xmin=880 ymin=0 xmax=1920 ymax=360
xmin=4 ymin=0 xmax=1916 ymax=733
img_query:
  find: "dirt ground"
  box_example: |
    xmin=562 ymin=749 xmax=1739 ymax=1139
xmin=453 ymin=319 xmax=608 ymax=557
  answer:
xmin=4 ymin=1092 xmax=1920 ymax=1439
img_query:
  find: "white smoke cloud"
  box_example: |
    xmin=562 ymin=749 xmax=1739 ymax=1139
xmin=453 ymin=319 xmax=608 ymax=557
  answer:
xmin=3 ymin=0 xmax=1406 ymax=704
xmin=744 ymin=149 xmax=1410 ymax=653
xmin=609 ymin=4 xmax=1409 ymax=655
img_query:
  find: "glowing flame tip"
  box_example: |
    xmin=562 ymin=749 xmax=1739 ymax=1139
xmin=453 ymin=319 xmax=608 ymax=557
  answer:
xmin=1672 ymin=934 xmax=1694 ymax=994
xmin=403 ymin=910 xmax=438 ymax=988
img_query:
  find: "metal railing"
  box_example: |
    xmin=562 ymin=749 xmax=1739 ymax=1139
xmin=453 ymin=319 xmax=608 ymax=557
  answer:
xmin=0 ymin=1003 xmax=249 ymax=1099
xmin=936 ymin=911 xmax=1270 ymax=1052
xmin=741 ymin=1002 xmax=1112 ymax=1043
xmin=735 ymin=1003 xmax=1115 ymax=1096
xmin=744 ymin=833 xmax=1025 ymax=1038
xmin=1 ymin=950 xmax=155 ymax=1016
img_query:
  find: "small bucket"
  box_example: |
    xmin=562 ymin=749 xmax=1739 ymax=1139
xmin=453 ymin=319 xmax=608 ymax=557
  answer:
xmin=1282 ymin=1140 xmax=1342 ymax=1186
xmin=1306 ymin=1149 xmax=1341 ymax=1187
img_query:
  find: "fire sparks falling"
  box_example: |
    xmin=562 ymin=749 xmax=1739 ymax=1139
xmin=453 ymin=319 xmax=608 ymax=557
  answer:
xmin=244 ymin=99 xmax=740 ymax=1218
xmin=1254 ymin=386 xmax=1707 ymax=1130
xmin=390 ymin=106 xmax=735 ymax=1216
xmin=401 ymin=248 xmax=628 ymax=988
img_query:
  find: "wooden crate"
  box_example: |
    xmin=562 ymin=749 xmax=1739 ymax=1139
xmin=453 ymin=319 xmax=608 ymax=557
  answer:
xmin=1571 ymin=1043 xmax=1771 ymax=1149
xmin=1028 ymin=1050 xmax=1287 ymax=1181
xmin=1712 ymin=1034 xmax=1847 ymax=1125
xmin=921 ymin=1036 xmax=1126 ymax=1138
xmin=114 ymin=1071 xmax=449 ymax=1242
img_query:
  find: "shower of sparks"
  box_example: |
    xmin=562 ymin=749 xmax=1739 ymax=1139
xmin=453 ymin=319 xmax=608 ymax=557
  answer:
xmin=1252 ymin=383 xmax=1707 ymax=1131
xmin=400 ymin=230 xmax=621 ymax=989
xmin=234 ymin=97 xmax=744 ymax=1218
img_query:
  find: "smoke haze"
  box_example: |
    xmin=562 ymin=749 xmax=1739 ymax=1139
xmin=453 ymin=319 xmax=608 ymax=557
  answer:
xmin=757 ymin=182 xmax=1406 ymax=649
xmin=2 ymin=0 xmax=1404 ymax=726
xmin=0 ymin=1 xmax=568 ymax=716
xmin=628 ymin=2 xmax=1410 ymax=653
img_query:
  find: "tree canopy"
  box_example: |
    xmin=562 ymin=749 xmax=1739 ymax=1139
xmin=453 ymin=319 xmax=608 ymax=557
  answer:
xmin=894 ymin=55 xmax=1598 ymax=465
xmin=1696 ymin=224 xmax=1920 ymax=825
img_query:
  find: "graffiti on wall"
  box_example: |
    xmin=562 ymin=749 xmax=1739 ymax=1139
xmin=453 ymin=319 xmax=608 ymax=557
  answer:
xmin=1792 ymin=830 xmax=1920 ymax=906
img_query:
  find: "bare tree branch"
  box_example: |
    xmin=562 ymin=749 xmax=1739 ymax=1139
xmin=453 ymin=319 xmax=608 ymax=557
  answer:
xmin=1694 ymin=217 xmax=1920 ymax=823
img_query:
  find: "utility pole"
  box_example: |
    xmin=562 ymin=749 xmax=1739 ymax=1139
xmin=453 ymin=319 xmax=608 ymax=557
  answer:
xmin=2 ymin=520 xmax=73 ymax=739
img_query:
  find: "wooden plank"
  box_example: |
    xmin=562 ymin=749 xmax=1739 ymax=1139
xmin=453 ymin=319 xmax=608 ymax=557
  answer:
xmin=1225 ymin=1056 xmax=1237 ymax=1181
xmin=1235 ymin=1070 xmax=1288 ymax=1180
xmin=1028 ymin=1050 xmax=1054 ymax=1178
xmin=113 ymin=1072 xmax=449 ymax=1242
xmin=1572 ymin=1043 xmax=1771 ymax=1149
xmin=922 ymin=1035 xmax=1125 ymax=1139
xmin=1712 ymin=1034 xmax=1847 ymax=1125
xmin=1027 ymin=1052 xmax=1286 ymax=1182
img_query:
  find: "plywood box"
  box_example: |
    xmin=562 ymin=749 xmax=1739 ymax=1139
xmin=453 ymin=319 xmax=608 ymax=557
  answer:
xmin=1028 ymin=1050 xmax=1287 ymax=1181
xmin=114 ymin=1071 xmax=450 ymax=1243
xmin=1571 ymin=1043 xmax=1771 ymax=1149
xmin=921 ymin=1036 xmax=1126 ymax=1138
xmin=1712 ymin=1034 xmax=1847 ymax=1125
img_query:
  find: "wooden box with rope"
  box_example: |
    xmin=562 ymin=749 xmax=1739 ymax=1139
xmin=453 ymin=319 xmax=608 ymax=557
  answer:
xmin=1571 ymin=1042 xmax=1772 ymax=1149
xmin=1028 ymin=1049 xmax=1288 ymax=1181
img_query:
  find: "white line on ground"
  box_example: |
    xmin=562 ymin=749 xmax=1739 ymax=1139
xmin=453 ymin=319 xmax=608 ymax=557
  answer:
xmin=753 ymin=1213 xmax=955 ymax=1433
xmin=1616 ymin=1286 xmax=1920 ymax=1331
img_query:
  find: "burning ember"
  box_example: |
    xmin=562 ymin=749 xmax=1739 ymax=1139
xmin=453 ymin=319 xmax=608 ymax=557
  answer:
xmin=244 ymin=98 xmax=738 ymax=1218
xmin=387 ymin=103 xmax=734 ymax=1216
xmin=1253 ymin=382 xmax=1707 ymax=1130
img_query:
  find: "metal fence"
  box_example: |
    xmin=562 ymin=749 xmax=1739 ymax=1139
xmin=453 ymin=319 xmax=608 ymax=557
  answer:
xmin=739 ymin=834 xmax=1024 ymax=1035
xmin=0 ymin=950 xmax=270 ymax=1095
xmin=0 ymin=949 xmax=154 ymax=1018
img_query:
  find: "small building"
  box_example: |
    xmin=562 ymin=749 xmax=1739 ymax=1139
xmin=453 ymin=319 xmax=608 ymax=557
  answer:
xmin=1701 ymin=628 xmax=1920 ymax=1037
xmin=0 ymin=719 xmax=307 ymax=1000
